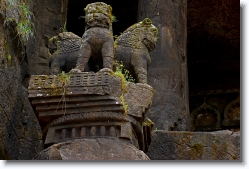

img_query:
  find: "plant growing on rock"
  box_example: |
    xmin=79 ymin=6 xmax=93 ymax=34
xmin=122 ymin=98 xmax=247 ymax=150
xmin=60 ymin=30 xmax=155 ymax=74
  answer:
xmin=114 ymin=60 xmax=135 ymax=83
xmin=5 ymin=0 xmax=34 ymax=44
xmin=55 ymin=71 xmax=72 ymax=115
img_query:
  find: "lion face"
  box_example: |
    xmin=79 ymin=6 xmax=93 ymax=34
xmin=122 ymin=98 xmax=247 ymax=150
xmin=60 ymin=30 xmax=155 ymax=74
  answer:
xmin=85 ymin=12 xmax=111 ymax=29
xmin=142 ymin=26 xmax=158 ymax=51
xmin=140 ymin=19 xmax=158 ymax=51
xmin=84 ymin=2 xmax=113 ymax=30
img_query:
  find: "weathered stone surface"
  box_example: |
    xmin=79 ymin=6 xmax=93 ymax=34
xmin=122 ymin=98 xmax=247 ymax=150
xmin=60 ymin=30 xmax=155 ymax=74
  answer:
xmin=34 ymin=138 xmax=149 ymax=160
xmin=114 ymin=18 xmax=158 ymax=83
xmin=28 ymin=68 xmax=122 ymax=98
xmin=0 ymin=1 xmax=43 ymax=160
xmin=124 ymin=82 xmax=154 ymax=120
xmin=147 ymin=130 xmax=240 ymax=160
xmin=138 ymin=0 xmax=190 ymax=130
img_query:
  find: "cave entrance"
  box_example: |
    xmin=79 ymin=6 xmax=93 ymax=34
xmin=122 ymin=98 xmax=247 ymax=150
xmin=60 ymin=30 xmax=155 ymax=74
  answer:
xmin=66 ymin=0 xmax=138 ymax=37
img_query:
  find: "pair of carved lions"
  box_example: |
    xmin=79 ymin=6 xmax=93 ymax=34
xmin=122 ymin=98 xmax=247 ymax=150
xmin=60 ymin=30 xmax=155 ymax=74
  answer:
xmin=49 ymin=3 xmax=158 ymax=84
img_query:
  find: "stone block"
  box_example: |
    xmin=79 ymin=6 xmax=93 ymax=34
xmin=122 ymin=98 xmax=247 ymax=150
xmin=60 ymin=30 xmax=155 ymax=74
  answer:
xmin=34 ymin=138 xmax=149 ymax=160
xmin=147 ymin=130 xmax=240 ymax=160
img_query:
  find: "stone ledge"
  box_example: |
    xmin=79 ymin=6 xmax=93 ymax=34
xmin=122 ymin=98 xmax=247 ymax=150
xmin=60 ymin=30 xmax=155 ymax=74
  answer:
xmin=147 ymin=130 xmax=240 ymax=160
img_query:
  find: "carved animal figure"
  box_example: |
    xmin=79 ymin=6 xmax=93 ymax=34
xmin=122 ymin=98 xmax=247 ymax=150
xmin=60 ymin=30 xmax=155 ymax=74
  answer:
xmin=73 ymin=2 xmax=114 ymax=72
xmin=49 ymin=32 xmax=82 ymax=75
xmin=114 ymin=18 xmax=158 ymax=83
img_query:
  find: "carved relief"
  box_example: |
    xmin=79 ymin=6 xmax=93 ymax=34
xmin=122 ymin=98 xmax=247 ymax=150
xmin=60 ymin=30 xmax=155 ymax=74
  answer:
xmin=191 ymin=102 xmax=221 ymax=131
xmin=222 ymin=96 xmax=240 ymax=127
xmin=44 ymin=112 xmax=143 ymax=150
xmin=28 ymin=69 xmax=121 ymax=97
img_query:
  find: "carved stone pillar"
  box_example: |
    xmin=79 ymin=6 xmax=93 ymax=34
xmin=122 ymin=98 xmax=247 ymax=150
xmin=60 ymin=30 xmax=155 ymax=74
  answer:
xmin=138 ymin=0 xmax=190 ymax=130
xmin=28 ymin=69 xmax=154 ymax=160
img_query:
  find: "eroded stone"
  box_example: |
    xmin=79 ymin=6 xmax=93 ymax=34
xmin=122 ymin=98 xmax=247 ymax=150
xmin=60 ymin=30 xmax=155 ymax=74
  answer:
xmin=34 ymin=138 xmax=149 ymax=160
xmin=147 ymin=130 xmax=240 ymax=160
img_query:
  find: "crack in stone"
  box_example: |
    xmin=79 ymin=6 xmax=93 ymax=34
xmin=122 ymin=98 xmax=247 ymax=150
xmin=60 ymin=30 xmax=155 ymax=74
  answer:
xmin=44 ymin=6 xmax=57 ymax=15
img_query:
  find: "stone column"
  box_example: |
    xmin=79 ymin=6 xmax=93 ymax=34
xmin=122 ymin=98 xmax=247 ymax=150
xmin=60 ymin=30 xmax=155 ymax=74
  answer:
xmin=138 ymin=0 xmax=190 ymax=130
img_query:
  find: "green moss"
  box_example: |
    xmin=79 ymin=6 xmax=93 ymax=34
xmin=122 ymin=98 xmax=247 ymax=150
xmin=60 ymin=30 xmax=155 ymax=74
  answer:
xmin=143 ymin=118 xmax=154 ymax=126
xmin=221 ymin=142 xmax=228 ymax=151
xmin=113 ymin=60 xmax=135 ymax=83
xmin=55 ymin=71 xmax=71 ymax=86
xmin=190 ymin=143 xmax=204 ymax=160
xmin=120 ymin=94 xmax=128 ymax=114
xmin=49 ymin=36 xmax=56 ymax=42
xmin=113 ymin=71 xmax=127 ymax=93
xmin=212 ymin=144 xmax=219 ymax=160
xmin=7 ymin=54 xmax=11 ymax=61
xmin=32 ymin=72 xmax=71 ymax=96
xmin=60 ymin=22 xmax=67 ymax=32
xmin=111 ymin=14 xmax=117 ymax=22
xmin=232 ymin=155 xmax=237 ymax=160
xmin=6 ymin=1 xmax=34 ymax=44
xmin=192 ymin=143 xmax=203 ymax=152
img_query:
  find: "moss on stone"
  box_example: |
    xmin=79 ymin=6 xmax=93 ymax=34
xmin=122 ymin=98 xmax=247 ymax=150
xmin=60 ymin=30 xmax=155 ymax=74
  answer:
xmin=192 ymin=143 xmax=204 ymax=153
xmin=232 ymin=155 xmax=237 ymax=160
xmin=120 ymin=94 xmax=128 ymax=114
xmin=111 ymin=69 xmax=127 ymax=93
xmin=212 ymin=144 xmax=219 ymax=160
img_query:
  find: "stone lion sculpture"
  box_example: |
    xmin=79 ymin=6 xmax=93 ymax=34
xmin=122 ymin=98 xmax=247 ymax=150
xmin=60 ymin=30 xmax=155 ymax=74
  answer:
xmin=49 ymin=32 xmax=82 ymax=75
xmin=114 ymin=18 xmax=158 ymax=84
xmin=72 ymin=2 xmax=114 ymax=72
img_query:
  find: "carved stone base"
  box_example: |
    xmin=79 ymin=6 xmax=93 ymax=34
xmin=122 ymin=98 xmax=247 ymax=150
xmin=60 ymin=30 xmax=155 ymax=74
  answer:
xmin=34 ymin=138 xmax=150 ymax=160
xmin=28 ymin=68 xmax=154 ymax=159
xmin=44 ymin=111 xmax=142 ymax=150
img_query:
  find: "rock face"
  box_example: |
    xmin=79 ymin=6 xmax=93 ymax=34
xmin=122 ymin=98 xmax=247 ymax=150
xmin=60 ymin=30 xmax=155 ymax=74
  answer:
xmin=138 ymin=0 xmax=190 ymax=131
xmin=0 ymin=1 xmax=43 ymax=159
xmin=34 ymin=138 xmax=149 ymax=160
xmin=28 ymin=0 xmax=67 ymax=75
xmin=147 ymin=130 xmax=240 ymax=160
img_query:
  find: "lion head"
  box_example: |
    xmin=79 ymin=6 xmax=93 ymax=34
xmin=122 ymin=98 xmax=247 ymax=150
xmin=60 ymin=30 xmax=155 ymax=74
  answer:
xmin=114 ymin=18 xmax=158 ymax=51
xmin=48 ymin=32 xmax=81 ymax=55
xmin=84 ymin=2 xmax=113 ymax=31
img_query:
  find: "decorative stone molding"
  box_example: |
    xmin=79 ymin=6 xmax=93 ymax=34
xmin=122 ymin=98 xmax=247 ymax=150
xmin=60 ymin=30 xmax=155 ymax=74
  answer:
xmin=222 ymin=96 xmax=240 ymax=127
xmin=28 ymin=68 xmax=154 ymax=153
xmin=191 ymin=102 xmax=221 ymax=131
